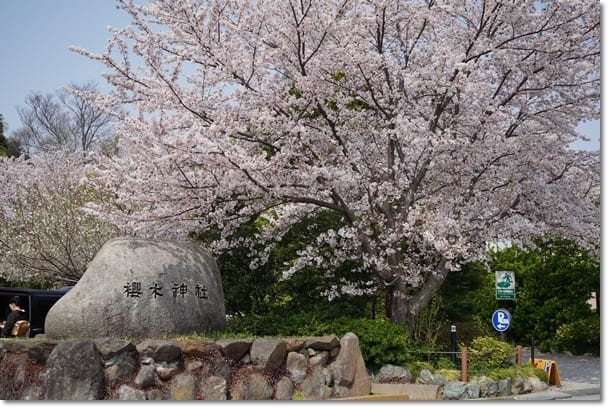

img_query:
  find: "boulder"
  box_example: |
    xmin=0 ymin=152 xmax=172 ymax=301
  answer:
xmin=94 ymin=337 xmax=136 ymax=361
xmin=105 ymin=353 xmax=138 ymax=383
xmin=230 ymin=371 xmax=274 ymax=400
xmin=376 ymin=364 xmax=413 ymax=383
xmin=275 ymin=377 xmax=295 ymax=400
xmin=134 ymin=364 xmax=157 ymax=387
xmin=286 ymin=351 xmax=308 ymax=383
xmin=465 ymin=382 xmax=481 ymax=399
xmin=303 ymin=336 xmax=340 ymax=351
xmin=170 ymin=374 xmax=197 ymax=400
xmin=178 ymin=340 xmax=220 ymax=359
xmin=417 ymin=369 xmax=448 ymax=386
xmin=216 ymin=339 xmax=252 ymax=361
xmin=301 ymin=366 xmax=332 ymax=400
xmin=25 ymin=342 xmax=56 ymax=365
xmin=43 ymin=341 xmax=105 ymax=400
xmin=329 ymin=332 xmax=371 ymax=398
xmin=117 ymin=384 xmax=146 ymax=400
xmin=476 ymin=375 xmax=499 ymax=398
xmin=497 ymin=378 xmax=512 ymax=396
xmin=201 ymin=376 xmax=227 ymax=400
xmin=512 ymin=376 xmax=533 ymax=394
xmin=443 ymin=381 xmax=467 ymax=400
xmin=136 ymin=339 xmax=182 ymax=363
xmin=250 ymin=338 xmax=287 ymax=372
xmin=44 ymin=237 xmax=225 ymax=339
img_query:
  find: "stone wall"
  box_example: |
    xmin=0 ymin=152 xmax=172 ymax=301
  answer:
xmin=0 ymin=332 xmax=370 ymax=400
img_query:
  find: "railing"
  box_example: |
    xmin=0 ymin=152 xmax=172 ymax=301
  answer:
xmin=401 ymin=345 xmax=526 ymax=382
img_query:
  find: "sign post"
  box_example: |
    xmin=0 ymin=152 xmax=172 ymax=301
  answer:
xmin=492 ymin=308 xmax=511 ymax=341
xmin=495 ymin=271 xmax=515 ymax=300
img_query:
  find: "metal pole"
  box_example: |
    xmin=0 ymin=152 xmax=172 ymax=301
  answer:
xmin=450 ymin=325 xmax=457 ymax=363
xmin=531 ymin=337 xmax=535 ymax=366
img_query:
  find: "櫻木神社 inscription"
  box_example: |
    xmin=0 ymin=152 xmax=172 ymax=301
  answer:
xmin=123 ymin=281 xmax=209 ymax=299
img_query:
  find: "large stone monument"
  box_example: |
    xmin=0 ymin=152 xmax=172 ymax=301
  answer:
xmin=45 ymin=237 xmax=225 ymax=339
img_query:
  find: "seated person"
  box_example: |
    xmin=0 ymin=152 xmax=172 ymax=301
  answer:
xmin=0 ymin=296 xmax=26 ymax=338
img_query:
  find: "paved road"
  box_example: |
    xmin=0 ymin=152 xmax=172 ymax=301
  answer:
xmin=519 ymin=347 xmax=601 ymax=400
xmin=521 ymin=347 xmax=600 ymax=384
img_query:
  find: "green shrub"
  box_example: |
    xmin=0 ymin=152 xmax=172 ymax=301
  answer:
xmin=478 ymin=363 xmax=546 ymax=383
xmin=466 ymin=336 xmax=515 ymax=373
xmin=555 ymin=315 xmax=600 ymax=355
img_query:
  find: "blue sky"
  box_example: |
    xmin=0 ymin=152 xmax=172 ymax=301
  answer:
xmin=0 ymin=0 xmax=601 ymax=151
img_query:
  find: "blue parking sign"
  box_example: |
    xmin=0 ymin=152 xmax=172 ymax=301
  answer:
xmin=492 ymin=309 xmax=511 ymax=332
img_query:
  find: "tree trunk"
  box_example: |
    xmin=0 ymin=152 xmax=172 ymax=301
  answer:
xmin=387 ymin=257 xmax=451 ymax=336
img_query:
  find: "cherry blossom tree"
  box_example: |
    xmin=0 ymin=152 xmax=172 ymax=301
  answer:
xmin=0 ymin=151 xmax=119 ymax=286
xmin=76 ymin=0 xmax=599 ymax=329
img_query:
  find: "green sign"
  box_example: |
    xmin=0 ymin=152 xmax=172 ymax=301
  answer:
xmin=495 ymin=271 xmax=515 ymax=300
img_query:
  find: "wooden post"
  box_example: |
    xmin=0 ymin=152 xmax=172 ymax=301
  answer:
xmin=460 ymin=347 xmax=468 ymax=382
xmin=516 ymin=345 xmax=522 ymax=365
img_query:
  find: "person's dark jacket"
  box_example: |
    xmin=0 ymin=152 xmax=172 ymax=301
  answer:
xmin=1 ymin=308 xmax=26 ymax=337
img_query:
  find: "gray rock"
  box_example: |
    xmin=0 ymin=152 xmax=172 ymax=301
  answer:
xmin=202 ymin=355 xmax=231 ymax=381
xmin=230 ymin=372 xmax=273 ymax=400
xmin=477 ymin=376 xmax=499 ymax=398
xmin=155 ymin=361 xmax=183 ymax=380
xmin=136 ymin=339 xmax=182 ymax=363
xmin=201 ymin=375 xmax=227 ymax=400
xmin=497 ymin=377 xmax=512 ymax=396
xmin=19 ymin=384 xmax=43 ymax=401
xmin=178 ymin=340 xmax=220 ymax=359
xmin=286 ymin=351 xmax=308 ymax=383
xmin=186 ymin=359 xmax=204 ymax=371
xmin=240 ymin=353 xmax=251 ymax=364
xmin=134 ymin=364 xmax=157 ymax=387
xmin=512 ymin=376 xmax=533 ymax=394
xmin=528 ymin=376 xmax=548 ymax=392
xmin=309 ymin=350 xmax=329 ymax=366
xmin=285 ymin=338 xmax=305 ymax=352
xmin=43 ymin=340 xmax=105 ymax=400
xmin=25 ymin=342 xmax=56 ymax=365
xmin=376 ymin=364 xmax=413 ymax=383
xmin=329 ymin=333 xmax=371 ymax=398
xmin=465 ymin=382 xmax=480 ymax=399
xmin=247 ymin=372 xmax=274 ymax=400
xmin=417 ymin=369 xmax=448 ymax=386
xmin=216 ymin=339 xmax=252 ymax=361
xmin=229 ymin=376 xmax=249 ymax=400
xmin=94 ymin=337 xmax=136 ymax=361
xmin=146 ymin=389 xmax=164 ymax=400
xmin=303 ymin=336 xmax=340 ymax=351
xmin=170 ymin=374 xmax=197 ymax=400
xmin=443 ymin=381 xmax=467 ymax=400
xmin=117 ymin=384 xmax=146 ymax=400
xmin=44 ymin=237 xmax=225 ymax=339
xmin=301 ymin=366 xmax=332 ymax=400
xmin=250 ymin=338 xmax=287 ymax=372
xmin=105 ymin=352 xmax=137 ymax=383
xmin=275 ymin=377 xmax=294 ymax=400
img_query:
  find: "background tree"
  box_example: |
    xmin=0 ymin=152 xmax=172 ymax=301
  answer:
xmin=0 ymin=114 xmax=23 ymax=158
xmin=78 ymin=0 xmax=599 ymax=332
xmin=470 ymin=238 xmax=600 ymax=353
xmin=11 ymin=82 xmax=115 ymax=155
xmin=0 ymin=151 xmax=119 ymax=286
